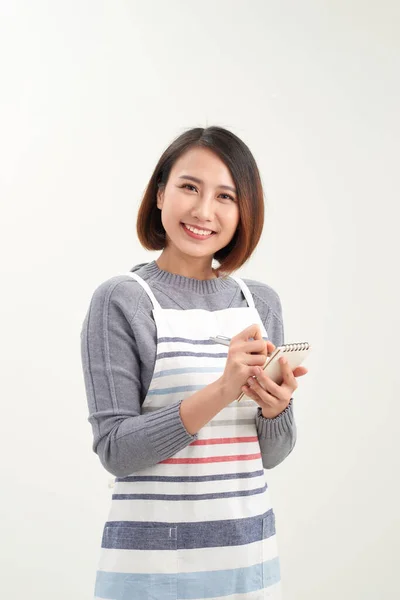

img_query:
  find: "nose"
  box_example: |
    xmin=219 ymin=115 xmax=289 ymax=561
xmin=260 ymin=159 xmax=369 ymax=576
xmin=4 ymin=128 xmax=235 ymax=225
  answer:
xmin=191 ymin=194 xmax=215 ymax=223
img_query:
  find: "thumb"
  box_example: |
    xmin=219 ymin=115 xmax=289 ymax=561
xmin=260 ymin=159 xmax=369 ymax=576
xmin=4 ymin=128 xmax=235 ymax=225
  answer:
xmin=266 ymin=341 xmax=276 ymax=354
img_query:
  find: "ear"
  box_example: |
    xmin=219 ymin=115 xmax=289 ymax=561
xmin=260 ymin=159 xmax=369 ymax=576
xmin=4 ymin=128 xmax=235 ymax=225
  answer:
xmin=156 ymin=186 xmax=164 ymax=210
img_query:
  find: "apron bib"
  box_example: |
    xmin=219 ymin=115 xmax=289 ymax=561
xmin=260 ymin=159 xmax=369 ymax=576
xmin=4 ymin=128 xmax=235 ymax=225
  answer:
xmin=94 ymin=273 xmax=282 ymax=600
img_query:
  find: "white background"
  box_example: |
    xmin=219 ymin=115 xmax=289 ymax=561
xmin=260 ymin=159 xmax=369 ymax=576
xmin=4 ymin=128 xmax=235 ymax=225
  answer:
xmin=1 ymin=1 xmax=399 ymax=598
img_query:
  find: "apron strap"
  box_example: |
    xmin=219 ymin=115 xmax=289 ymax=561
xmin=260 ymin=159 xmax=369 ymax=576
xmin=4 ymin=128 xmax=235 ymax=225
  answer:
xmin=229 ymin=276 xmax=255 ymax=308
xmin=126 ymin=272 xmax=162 ymax=310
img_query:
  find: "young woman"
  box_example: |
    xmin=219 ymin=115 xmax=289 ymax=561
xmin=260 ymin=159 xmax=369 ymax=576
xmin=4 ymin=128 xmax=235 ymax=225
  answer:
xmin=80 ymin=125 xmax=308 ymax=600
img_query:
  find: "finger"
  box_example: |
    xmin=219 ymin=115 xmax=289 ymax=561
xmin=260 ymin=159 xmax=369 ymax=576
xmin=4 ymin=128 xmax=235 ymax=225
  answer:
xmin=254 ymin=369 xmax=284 ymax=399
xmin=262 ymin=340 xmax=276 ymax=359
xmin=240 ymin=385 xmax=263 ymax=407
xmin=247 ymin=373 xmax=287 ymax=403
xmin=243 ymin=353 xmax=269 ymax=367
xmin=239 ymin=338 xmax=268 ymax=354
xmin=292 ymin=366 xmax=308 ymax=377
xmin=242 ymin=387 xmax=264 ymax=408
xmin=238 ymin=323 xmax=263 ymax=341
xmin=266 ymin=341 xmax=276 ymax=354
xmin=243 ymin=335 xmax=273 ymax=357
xmin=279 ymin=358 xmax=298 ymax=389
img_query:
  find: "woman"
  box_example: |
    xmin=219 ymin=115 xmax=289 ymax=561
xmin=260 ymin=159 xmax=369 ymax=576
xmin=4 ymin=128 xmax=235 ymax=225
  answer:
xmin=80 ymin=125 xmax=308 ymax=599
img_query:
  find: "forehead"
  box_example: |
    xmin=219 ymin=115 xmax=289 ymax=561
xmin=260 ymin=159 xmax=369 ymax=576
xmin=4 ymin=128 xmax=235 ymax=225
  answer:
xmin=170 ymin=147 xmax=234 ymax=184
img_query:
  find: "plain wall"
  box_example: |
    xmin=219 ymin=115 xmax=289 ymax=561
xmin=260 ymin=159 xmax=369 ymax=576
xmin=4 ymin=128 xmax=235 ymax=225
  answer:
xmin=1 ymin=1 xmax=399 ymax=598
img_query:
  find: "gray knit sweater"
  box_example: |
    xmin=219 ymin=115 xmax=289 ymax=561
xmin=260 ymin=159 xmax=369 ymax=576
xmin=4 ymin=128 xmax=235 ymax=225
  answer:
xmin=80 ymin=261 xmax=296 ymax=478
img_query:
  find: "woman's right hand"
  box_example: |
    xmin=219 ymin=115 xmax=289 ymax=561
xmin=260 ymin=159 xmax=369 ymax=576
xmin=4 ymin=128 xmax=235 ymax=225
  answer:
xmin=218 ymin=323 xmax=275 ymax=404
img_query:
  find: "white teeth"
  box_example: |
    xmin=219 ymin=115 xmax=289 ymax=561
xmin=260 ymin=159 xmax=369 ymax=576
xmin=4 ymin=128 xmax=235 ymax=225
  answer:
xmin=184 ymin=224 xmax=213 ymax=236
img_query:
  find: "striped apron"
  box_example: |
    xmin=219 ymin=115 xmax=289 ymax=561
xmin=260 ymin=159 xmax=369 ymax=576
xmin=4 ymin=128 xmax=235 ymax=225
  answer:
xmin=94 ymin=272 xmax=282 ymax=600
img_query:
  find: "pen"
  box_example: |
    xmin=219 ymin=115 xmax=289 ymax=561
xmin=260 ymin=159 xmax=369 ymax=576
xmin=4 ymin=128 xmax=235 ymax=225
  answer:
xmin=209 ymin=335 xmax=231 ymax=346
xmin=209 ymin=335 xmax=258 ymax=346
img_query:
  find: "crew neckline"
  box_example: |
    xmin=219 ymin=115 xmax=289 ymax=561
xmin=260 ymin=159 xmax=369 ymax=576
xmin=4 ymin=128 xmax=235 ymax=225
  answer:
xmin=131 ymin=260 xmax=235 ymax=295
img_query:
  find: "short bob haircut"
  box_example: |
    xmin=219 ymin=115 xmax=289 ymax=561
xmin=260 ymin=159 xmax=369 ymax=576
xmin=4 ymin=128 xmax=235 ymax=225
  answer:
xmin=136 ymin=126 xmax=265 ymax=277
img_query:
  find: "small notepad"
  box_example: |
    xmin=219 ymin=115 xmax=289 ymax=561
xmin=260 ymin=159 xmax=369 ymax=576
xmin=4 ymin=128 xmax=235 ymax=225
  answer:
xmin=237 ymin=341 xmax=311 ymax=402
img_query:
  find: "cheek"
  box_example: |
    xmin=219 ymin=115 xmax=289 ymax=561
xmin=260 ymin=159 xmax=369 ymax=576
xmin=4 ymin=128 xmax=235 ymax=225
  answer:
xmin=221 ymin=206 xmax=240 ymax=231
xmin=160 ymin=202 xmax=180 ymax=226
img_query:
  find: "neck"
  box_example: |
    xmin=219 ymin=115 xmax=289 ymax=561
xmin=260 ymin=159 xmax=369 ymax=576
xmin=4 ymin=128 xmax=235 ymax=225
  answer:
xmin=156 ymin=251 xmax=218 ymax=280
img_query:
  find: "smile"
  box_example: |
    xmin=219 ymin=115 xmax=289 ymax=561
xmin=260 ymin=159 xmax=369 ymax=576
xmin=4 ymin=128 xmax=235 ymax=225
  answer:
xmin=181 ymin=223 xmax=216 ymax=240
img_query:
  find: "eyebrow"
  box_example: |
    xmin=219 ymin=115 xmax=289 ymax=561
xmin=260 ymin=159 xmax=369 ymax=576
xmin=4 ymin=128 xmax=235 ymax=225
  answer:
xmin=178 ymin=175 xmax=237 ymax=194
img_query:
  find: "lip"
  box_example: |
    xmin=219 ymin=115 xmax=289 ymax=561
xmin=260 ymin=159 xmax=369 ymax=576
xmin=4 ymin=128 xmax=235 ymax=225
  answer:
xmin=182 ymin=222 xmax=216 ymax=233
xmin=180 ymin=222 xmax=216 ymax=240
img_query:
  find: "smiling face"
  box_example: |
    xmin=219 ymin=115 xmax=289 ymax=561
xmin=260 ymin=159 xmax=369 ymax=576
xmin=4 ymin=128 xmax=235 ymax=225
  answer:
xmin=156 ymin=146 xmax=240 ymax=277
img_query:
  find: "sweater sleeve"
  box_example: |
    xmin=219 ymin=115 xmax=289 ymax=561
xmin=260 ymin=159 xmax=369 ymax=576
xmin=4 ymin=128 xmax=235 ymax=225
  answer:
xmin=80 ymin=279 xmax=198 ymax=478
xmin=254 ymin=291 xmax=297 ymax=469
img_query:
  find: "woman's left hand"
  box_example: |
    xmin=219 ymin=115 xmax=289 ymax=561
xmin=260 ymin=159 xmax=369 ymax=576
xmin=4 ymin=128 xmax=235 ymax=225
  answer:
xmin=241 ymin=341 xmax=308 ymax=419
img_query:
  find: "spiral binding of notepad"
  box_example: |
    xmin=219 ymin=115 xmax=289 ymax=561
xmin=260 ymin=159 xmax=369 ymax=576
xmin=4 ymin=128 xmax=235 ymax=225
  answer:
xmin=280 ymin=342 xmax=310 ymax=352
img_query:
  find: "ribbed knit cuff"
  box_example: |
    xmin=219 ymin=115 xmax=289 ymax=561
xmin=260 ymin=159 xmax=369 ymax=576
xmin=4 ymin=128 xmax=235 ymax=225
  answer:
xmin=145 ymin=400 xmax=198 ymax=462
xmin=256 ymin=397 xmax=294 ymax=439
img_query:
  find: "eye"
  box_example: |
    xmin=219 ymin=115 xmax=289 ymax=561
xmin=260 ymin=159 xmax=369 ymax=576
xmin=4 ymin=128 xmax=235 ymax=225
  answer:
xmin=219 ymin=193 xmax=236 ymax=202
xmin=181 ymin=183 xmax=197 ymax=192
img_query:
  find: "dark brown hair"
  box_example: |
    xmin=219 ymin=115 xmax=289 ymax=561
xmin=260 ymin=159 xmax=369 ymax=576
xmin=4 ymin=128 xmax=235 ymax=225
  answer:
xmin=136 ymin=126 xmax=265 ymax=277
